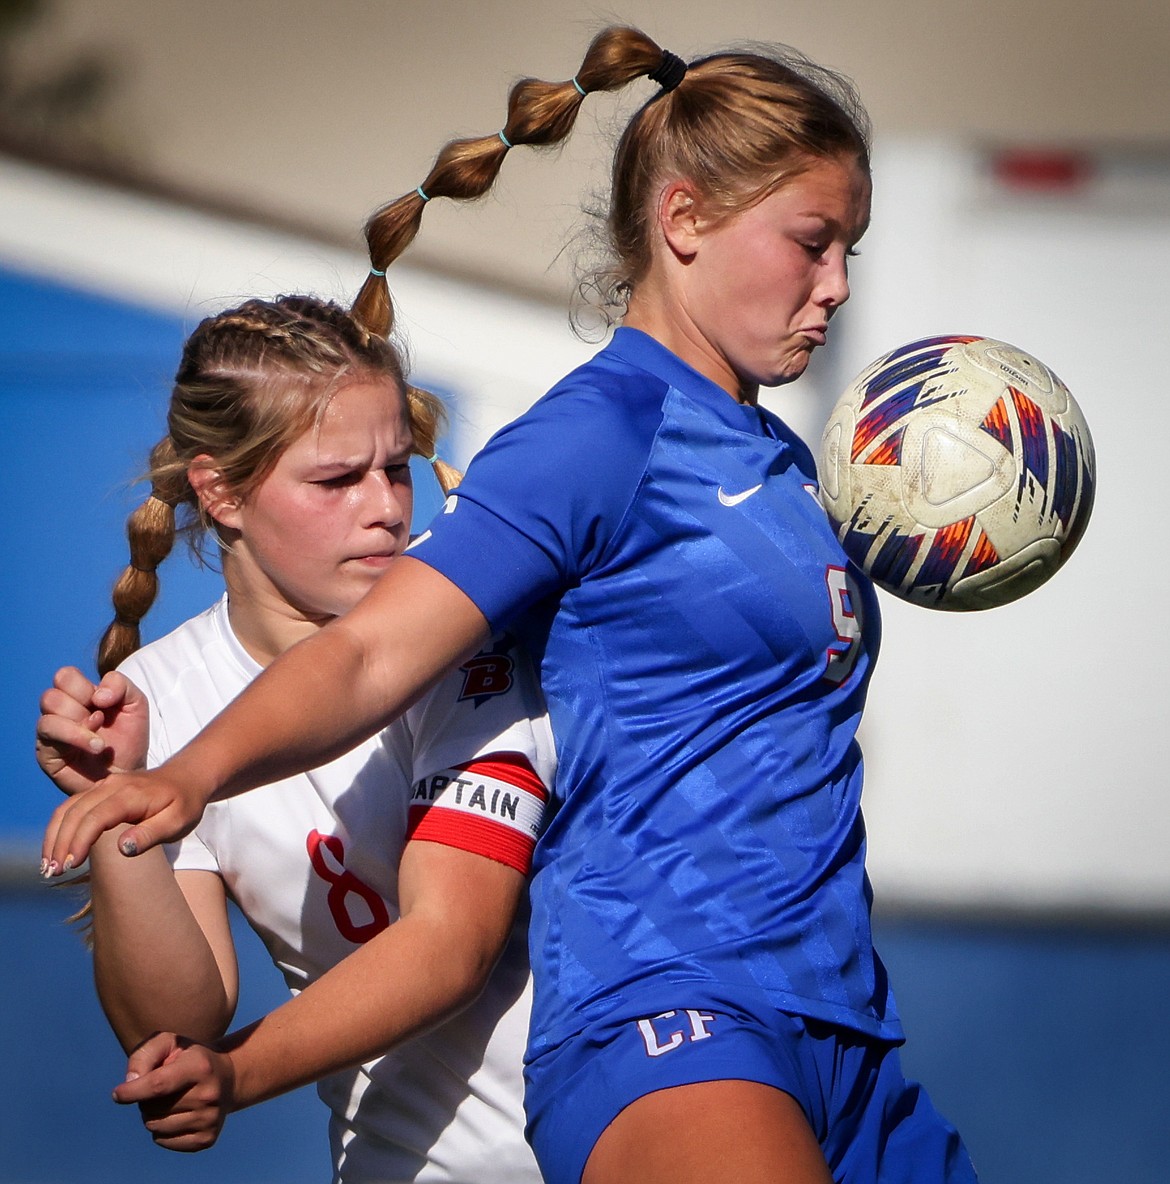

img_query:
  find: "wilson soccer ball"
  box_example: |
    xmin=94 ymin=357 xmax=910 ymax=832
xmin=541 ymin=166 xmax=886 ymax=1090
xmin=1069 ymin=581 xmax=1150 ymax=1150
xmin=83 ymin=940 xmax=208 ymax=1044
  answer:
xmin=818 ymin=335 xmax=1095 ymax=611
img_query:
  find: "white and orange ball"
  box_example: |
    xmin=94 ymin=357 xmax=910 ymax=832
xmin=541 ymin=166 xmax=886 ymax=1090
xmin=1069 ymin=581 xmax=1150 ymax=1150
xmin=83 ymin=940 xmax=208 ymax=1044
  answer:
xmin=818 ymin=335 xmax=1095 ymax=610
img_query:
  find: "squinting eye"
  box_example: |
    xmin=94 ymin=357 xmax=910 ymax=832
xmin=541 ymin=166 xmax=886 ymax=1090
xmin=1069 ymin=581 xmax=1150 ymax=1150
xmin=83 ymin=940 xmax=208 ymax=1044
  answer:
xmin=384 ymin=463 xmax=412 ymax=480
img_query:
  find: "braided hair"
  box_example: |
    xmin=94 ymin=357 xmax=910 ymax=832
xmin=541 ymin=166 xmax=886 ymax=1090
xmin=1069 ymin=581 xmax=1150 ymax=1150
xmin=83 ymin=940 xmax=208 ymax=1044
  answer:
xmin=98 ymin=295 xmax=455 ymax=674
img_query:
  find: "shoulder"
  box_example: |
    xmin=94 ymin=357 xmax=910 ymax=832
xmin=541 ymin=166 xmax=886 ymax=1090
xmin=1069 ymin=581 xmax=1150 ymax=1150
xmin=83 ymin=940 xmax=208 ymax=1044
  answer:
xmin=463 ymin=339 xmax=671 ymax=519
xmin=403 ymin=632 xmax=556 ymax=788
xmin=117 ymin=598 xmax=245 ymax=713
xmin=490 ymin=345 xmax=668 ymax=465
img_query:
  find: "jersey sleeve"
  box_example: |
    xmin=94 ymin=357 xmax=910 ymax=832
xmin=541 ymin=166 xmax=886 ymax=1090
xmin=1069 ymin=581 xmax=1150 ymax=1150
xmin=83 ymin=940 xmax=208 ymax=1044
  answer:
xmin=116 ymin=652 xmax=220 ymax=875
xmin=403 ymin=634 xmax=556 ymax=875
xmin=406 ymin=367 xmax=662 ymax=631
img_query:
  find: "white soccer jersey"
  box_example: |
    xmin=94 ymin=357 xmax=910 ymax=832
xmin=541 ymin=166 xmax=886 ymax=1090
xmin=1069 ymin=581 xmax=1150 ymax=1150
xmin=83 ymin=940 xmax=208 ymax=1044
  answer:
xmin=118 ymin=596 xmax=556 ymax=1184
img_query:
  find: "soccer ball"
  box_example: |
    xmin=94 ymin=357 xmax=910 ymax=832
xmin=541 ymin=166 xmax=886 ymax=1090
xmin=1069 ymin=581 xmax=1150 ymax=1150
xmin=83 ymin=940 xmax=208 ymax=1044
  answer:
xmin=818 ymin=335 xmax=1095 ymax=611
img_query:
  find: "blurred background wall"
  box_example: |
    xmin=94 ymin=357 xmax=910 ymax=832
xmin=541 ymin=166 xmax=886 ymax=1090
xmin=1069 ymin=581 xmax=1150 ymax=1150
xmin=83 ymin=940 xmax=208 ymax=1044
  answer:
xmin=2 ymin=2 xmax=1168 ymax=1181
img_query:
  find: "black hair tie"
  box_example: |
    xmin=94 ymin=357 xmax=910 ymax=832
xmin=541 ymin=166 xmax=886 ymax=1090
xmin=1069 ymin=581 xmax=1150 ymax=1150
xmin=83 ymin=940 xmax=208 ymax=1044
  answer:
xmin=648 ymin=49 xmax=687 ymax=92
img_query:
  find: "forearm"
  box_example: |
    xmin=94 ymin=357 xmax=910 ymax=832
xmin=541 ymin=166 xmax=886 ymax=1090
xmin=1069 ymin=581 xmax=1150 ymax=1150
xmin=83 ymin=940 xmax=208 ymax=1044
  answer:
xmin=223 ymin=910 xmax=499 ymax=1110
xmin=166 ymin=558 xmax=490 ymax=802
xmin=90 ymin=835 xmax=231 ymax=1048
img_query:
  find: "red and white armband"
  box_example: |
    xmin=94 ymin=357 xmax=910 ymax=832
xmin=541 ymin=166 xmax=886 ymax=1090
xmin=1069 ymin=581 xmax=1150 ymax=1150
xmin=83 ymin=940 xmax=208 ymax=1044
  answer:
xmin=406 ymin=752 xmax=549 ymax=874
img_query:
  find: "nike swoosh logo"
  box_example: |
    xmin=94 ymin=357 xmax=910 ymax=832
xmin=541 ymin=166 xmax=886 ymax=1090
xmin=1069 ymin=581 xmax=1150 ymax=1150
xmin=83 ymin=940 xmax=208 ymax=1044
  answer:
xmin=717 ymin=483 xmax=763 ymax=507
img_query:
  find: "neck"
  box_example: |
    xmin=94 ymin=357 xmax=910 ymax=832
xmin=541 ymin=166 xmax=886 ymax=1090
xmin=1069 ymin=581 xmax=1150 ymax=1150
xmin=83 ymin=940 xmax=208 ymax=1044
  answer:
xmin=623 ymin=287 xmax=758 ymax=405
xmin=221 ymin=558 xmax=330 ymax=667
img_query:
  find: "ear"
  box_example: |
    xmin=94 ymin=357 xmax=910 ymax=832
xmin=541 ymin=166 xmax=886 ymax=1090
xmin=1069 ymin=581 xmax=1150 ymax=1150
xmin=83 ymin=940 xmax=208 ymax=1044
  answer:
xmin=657 ymin=180 xmax=707 ymax=261
xmin=187 ymin=455 xmax=242 ymax=531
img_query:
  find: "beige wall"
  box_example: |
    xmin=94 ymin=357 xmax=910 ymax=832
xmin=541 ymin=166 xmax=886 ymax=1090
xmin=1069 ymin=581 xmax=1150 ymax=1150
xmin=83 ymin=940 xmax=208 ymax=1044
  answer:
xmin=10 ymin=0 xmax=1170 ymax=298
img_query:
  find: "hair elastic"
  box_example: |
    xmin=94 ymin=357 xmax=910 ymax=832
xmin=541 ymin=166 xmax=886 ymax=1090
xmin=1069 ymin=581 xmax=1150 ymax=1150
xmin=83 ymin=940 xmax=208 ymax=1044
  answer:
xmin=426 ymin=453 xmax=439 ymax=465
xmin=416 ymin=185 xmax=431 ymax=202
xmin=571 ymin=76 xmax=587 ymax=97
xmin=498 ymin=130 xmax=513 ymax=149
xmin=150 ymin=482 xmax=180 ymax=508
xmin=648 ymin=49 xmax=687 ymax=92
xmin=369 ymin=267 xmax=386 ymax=277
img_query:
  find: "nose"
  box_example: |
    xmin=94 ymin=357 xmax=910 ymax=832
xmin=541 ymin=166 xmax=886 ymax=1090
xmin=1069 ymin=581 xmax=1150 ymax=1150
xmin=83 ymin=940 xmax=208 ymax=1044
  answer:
xmin=818 ymin=251 xmax=851 ymax=312
xmin=362 ymin=468 xmax=411 ymax=530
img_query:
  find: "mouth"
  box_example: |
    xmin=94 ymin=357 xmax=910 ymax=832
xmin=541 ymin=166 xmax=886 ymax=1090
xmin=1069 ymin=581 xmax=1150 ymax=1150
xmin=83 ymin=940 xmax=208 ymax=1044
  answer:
xmin=352 ymin=552 xmax=398 ymax=568
xmin=800 ymin=326 xmax=828 ymax=348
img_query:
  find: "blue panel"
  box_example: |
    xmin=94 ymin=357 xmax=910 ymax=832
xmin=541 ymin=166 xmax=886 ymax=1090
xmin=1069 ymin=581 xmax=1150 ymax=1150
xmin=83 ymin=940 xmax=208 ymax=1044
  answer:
xmin=1 ymin=265 xmax=219 ymax=837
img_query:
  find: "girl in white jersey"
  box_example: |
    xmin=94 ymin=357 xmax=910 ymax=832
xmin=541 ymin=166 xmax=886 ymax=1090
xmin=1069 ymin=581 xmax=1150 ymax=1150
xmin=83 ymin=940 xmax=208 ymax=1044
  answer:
xmin=35 ymin=294 xmax=554 ymax=1183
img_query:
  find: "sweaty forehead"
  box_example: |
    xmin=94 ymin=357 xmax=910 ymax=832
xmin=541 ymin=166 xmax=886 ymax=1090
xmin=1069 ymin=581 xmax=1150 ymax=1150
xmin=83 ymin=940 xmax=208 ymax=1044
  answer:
xmin=790 ymin=158 xmax=871 ymax=233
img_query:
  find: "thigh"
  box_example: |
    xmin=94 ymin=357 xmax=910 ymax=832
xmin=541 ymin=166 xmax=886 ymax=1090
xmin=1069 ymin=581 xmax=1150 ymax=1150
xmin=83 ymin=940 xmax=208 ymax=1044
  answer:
xmin=525 ymin=1006 xmax=829 ymax=1184
xmin=582 ymin=1079 xmax=833 ymax=1184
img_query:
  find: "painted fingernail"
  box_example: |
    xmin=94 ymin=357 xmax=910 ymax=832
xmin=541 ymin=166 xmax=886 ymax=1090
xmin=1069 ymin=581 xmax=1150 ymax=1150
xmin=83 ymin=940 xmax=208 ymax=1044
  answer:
xmin=45 ymin=860 xmax=60 ymax=878
xmin=39 ymin=858 xmax=47 ymax=877
xmin=62 ymin=855 xmax=74 ymax=872
xmin=88 ymin=737 xmax=104 ymax=753
xmin=125 ymin=1071 xmax=140 ymax=1082
xmin=120 ymin=837 xmax=138 ymax=857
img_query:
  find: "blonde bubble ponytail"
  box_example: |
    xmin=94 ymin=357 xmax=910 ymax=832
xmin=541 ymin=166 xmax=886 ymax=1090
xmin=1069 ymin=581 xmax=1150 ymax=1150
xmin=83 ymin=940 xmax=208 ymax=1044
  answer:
xmin=352 ymin=25 xmax=671 ymax=341
xmin=405 ymin=384 xmax=462 ymax=495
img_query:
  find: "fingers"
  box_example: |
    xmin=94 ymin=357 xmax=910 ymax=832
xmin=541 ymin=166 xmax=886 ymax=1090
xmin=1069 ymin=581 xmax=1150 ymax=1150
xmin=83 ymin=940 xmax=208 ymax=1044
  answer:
xmin=37 ymin=673 xmax=113 ymax=777
xmin=41 ymin=776 xmax=156 ymax=875
xmin=51 ymin=665 xmax=97 ymax=704
xmin=116 ymin=1051 xmax=208 ymax=1105
xmin=124 ymin=1031 xmax=183 ymax=1078
xmin=93 ymin=670 xmax=136 ymax=709
xmin=35 ymin=709 xmax=109 ymax=760
xmin=114 ymin=1038 xmax=231 ymax=1153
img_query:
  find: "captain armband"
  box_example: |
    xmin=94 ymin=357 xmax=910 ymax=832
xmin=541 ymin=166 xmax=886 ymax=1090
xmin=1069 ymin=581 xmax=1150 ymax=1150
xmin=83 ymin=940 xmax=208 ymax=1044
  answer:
xmin=407 ymin=752 xmax=549 ymax=874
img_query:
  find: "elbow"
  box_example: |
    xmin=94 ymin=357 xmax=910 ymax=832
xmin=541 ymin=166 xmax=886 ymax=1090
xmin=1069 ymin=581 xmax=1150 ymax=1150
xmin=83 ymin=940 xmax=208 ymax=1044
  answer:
xmin=448 ymin=945 xmax=499 ymax=1011
xmin=98 ymin=983 xmax=234 ymax=1054
xmin=432 ymin=927 xmax=510 ymax=1022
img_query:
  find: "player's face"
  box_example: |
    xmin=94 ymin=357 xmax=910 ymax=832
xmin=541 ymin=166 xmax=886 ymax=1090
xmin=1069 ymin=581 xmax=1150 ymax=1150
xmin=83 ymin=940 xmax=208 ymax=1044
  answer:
xmin=222 ymin=376 xmax=414 ymax=623
xmin=676 ymin=155 xmax=870 ymax=399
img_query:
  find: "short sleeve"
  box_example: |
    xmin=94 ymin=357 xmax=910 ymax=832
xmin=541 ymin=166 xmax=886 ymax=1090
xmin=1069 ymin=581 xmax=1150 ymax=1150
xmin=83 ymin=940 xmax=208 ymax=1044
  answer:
xmin=118 ymin=642 xmax=222 ymax=875
xmin=407 ymin=366 xmax=665 ymax=631
xmin=403 ymin=635 xmax=556 ymax=874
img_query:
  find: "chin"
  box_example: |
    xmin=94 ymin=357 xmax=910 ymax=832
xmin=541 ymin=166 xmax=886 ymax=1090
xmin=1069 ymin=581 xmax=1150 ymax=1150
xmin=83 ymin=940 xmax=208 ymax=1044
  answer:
xmin=772 ymin=353 xmax=814 ymax=386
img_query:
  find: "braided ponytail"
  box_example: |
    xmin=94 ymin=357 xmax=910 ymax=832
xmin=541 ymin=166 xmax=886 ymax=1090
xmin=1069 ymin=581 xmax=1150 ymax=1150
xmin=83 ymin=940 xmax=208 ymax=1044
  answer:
xmin=405 ymin=385 xmax=462 ymax=495
xmin=96 ymin=438 xmax=186 ymax=675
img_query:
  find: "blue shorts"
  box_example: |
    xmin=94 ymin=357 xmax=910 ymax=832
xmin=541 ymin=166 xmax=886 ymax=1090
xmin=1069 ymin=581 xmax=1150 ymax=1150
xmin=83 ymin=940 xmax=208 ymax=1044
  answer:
xmin=524 ymin=1006 xmax=977 ymax=1184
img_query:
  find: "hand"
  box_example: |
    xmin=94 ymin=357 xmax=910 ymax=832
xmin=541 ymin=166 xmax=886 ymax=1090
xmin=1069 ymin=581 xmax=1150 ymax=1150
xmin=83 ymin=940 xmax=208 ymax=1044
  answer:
xmin=114 ymin=1032 xmax=236 ymax=1153
xmin=36 ymin=668 xmax=149 ymax=796
xmin=41 ymin=763 xmax=209 ymax=877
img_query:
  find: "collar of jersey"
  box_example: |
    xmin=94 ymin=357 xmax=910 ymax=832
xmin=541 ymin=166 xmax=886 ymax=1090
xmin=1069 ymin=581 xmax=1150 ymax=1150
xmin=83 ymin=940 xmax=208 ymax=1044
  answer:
xmin=607 ymin=327 xmax=768 ymax=434
xmin=214 ymin=593 xmax=265 ymax=680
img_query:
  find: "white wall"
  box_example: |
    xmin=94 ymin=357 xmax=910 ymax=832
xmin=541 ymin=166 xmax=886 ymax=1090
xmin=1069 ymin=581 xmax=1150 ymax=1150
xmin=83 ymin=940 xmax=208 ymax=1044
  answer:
xmin=844 ymin=140 xmax=1170 ymax=912
xmin=0 ymin=158 xmax=594 ymax=464
xmin=5 ymin=147 xmax=1166 ymax=913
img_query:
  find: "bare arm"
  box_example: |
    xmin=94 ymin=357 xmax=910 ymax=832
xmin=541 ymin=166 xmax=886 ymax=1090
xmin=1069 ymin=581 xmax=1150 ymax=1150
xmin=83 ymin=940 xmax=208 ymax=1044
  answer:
xmin=92 ymin=855 xmax=237 ymax=1049
xmin=35 ymin=666 xmax=238 ymax=1046
xmin=43 ymin=559 xmax=491 ymax=873
xmin=113 ymin=838 xmax=524 ymax=1151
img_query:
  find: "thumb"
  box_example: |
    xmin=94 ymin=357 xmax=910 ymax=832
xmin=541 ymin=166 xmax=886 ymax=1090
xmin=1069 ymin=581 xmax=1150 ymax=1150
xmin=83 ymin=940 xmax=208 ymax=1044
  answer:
xmin=124 ymin=1031 xmax=181 ymax=1077
xmin=118 ymin=803 xmax=196 ymax=856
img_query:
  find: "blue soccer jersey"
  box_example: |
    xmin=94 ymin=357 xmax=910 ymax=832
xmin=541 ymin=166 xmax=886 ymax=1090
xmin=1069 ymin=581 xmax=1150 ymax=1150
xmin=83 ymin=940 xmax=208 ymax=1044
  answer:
xmin=409 ymin=328 xmax=902 ymax=1058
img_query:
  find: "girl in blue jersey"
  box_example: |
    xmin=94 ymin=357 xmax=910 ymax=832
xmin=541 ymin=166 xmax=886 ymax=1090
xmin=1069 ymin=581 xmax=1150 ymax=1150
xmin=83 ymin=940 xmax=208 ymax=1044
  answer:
xmin=43 ymin=25 xmax=978 ymax=1184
